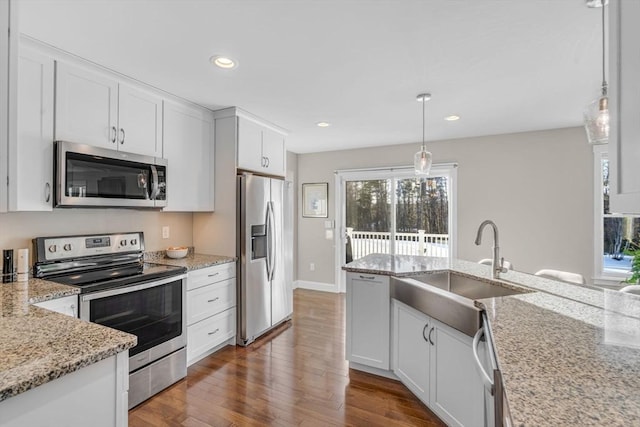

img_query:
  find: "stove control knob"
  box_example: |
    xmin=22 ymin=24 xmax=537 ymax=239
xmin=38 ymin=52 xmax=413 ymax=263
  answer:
xmin=48 ymin=244 xmax=57 ymax=253
xmin=120 ymin=240 xmax=127 ymax=247
xmin=63 ymin=244 xmax=72 ymax=251
xmin=130 ymin=239 xmax=138 ymax=246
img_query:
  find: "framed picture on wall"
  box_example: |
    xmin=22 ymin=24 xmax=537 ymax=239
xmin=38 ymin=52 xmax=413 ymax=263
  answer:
xmin=302 ymin=183 xmax=328 ymax=218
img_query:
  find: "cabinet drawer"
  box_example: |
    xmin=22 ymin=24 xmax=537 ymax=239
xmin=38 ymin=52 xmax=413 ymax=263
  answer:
xmin=187 ymin=307 xmax=236 ymax=362
xmin=187 ymin=262 xmax=236 ymax=291
xmin=186 ymin=278 xmax=236 ymax=326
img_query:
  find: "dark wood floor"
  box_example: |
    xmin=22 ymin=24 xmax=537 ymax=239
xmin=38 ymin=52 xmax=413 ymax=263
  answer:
xmin=129 ymin=289 xmax=445 ymax=427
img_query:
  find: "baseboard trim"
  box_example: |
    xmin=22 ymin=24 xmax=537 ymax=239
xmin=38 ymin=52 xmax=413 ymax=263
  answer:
xmin=294 ymin=280 xmax=339 ymax=293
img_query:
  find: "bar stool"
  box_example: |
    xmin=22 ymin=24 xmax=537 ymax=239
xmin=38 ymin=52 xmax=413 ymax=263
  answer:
xmin=478 ymin=258 xmax=513 ymax=270
xmin=534 ymin=269 xmax=586 ymax=285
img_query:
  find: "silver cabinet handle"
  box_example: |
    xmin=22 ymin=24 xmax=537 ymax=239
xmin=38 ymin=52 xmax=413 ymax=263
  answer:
xmin=45 ymin=182 xmax=51 ymax=203
xmin=111 ymin=126 xmax=117 ymax=143
xmin=119 ymin=128 xmax=125 ymax=144
xmin=207 ymin=328 xmax=220 ymax=335
xmin=472 ymin=327 xmax=494 ymax=393
xmin=136 ymin=356 xmax=146 ymax=362
xmin=208 ymin=272 xmax=219 ymax=278
xmin=207 ymin=297 xmax=220 ymax=303
xmin=265 ymin=157 xmax=270 ymax=167
xmin=422 ymin=324 xmax=429 ymax=342
xmin=358 ymin=275 xmax=376 ymax=280
xmin=428 ymin=327 xmax=434 ymax=345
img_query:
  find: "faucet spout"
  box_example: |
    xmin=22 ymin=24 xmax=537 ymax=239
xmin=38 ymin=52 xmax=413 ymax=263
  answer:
xmin=475 ymin=220 xmax=507 ymax=279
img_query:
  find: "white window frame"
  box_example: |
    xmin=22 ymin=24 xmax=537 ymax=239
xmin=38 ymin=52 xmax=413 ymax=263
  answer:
xmin=334 ymin=163 xmax=458 ymax=292
xmin=593 ymin=145 xmax=632 ymax=287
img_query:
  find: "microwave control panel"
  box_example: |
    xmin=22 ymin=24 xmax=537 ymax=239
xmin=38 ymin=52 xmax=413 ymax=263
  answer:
xmin=41 ymin=232 xmax=143 ymax=261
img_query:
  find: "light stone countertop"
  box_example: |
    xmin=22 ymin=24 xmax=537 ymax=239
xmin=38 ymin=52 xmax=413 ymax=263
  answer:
xmin=145 ymin=252 xmax=236 ymax=271
xmin=0 ymin=280 xmax=136 ymax=402
xmin=344 ymin=254 xmax=640 ymax=426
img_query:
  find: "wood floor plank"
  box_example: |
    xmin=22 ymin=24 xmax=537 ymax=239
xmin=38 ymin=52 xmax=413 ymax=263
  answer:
xmin=129 ymin=289 xmax=445 ymax=427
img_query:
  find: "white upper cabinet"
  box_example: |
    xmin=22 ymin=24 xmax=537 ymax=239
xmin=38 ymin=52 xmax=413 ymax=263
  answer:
xmin=237 ymin=116 xmax=265 ymax=173
xmin=116 ymin=83 xmax=162 ymax=157
xmin=609 ymin=0 xmax=640 ymax=213
xmin=235 ymin=113 xmax=286 ymax=177
xmin=55 ymin=62 xmax=162 ymax=158
xmin=163 ymin=100 xmax=214 ymax=212
xmin=55 ymin=62 xmax=118 ymax=150
xmin=9 ymin=43 xmax=54 ymax=211
xmin=262 ymin=127 xmax=285 ymax=176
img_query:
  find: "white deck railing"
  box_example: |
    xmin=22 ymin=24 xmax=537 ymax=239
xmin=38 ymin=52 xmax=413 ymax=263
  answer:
xmin=347 ymin=228 xmax=449 ymax=259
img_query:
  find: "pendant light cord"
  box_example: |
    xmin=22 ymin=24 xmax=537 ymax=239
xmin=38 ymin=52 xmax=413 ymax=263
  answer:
xmin=601 ymin=0 xmax=607 ymax=93
xmin=422 ymin=95 xmax=426 ymax=151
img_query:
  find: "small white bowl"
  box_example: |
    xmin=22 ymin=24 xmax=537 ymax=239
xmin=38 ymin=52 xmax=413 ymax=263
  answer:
xmin=166 ymin=247 xmax=188 ymax=259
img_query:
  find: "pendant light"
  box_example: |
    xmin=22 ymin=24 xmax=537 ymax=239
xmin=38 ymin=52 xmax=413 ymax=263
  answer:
xmin=584 ymin=0 xmax=609 ymax=145
xmin=414 ymin=93 xmax=433 ymax=175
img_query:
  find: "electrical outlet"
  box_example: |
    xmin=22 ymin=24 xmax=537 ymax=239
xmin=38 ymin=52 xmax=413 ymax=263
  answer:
xmin=162 ymin=226 xmax=170 ymax=239
xmin=309 ymin=262 xmax=315 ymax=271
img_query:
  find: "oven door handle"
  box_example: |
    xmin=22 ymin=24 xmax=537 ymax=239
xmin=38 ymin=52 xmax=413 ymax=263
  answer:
xmin=80 ymin=273 xmax=187 ymax=302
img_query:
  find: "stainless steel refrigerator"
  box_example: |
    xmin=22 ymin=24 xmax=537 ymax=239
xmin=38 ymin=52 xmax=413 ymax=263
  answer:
xmin=237 ymin=173 xmax=293 ymax=346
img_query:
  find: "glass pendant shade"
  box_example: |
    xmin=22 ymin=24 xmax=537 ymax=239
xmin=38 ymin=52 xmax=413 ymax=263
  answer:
xmin=584 ymin=93 xmax=609 ymax=145
xmin=414 ymin=148 xmax=432 ymax=175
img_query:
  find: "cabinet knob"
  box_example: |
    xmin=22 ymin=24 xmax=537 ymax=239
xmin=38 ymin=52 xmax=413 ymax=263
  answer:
xmin=422 ymin=324 xmax=430 ymax=342
xmin=111 ymin=126 xmax=117 ymax=143
xmin=119 ymin=128 xmax=125 ymax=144
xmin=265 ymin=157 xmax=270 ymax=168
xmin=428 ymin=327 xmax=435 ymax=345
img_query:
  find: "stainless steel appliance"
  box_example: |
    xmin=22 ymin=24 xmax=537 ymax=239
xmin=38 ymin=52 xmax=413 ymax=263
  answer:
xmin=55 ymin=141 xmax=167 ymax=208
xmin=33 ymin=232 xmax=187 ymax=409
xmin=473 ymin=314 xmax=513 ymax=427
xmin=237 ymin=173 xmax=293 ymax=346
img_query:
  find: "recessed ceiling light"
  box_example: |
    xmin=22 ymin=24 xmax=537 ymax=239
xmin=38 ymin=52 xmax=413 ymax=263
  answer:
xmin=210 ymin=55 xmax=237 ymax=69
xmin=317 ymin=122 xmax=331 ymax=127
xmin=444 ymin=115 xmax=460 ymax=121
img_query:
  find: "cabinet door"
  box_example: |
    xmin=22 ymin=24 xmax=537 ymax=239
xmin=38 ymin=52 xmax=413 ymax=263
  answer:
xmin=55 ymin=62 xmax=118 ymax=149
xmin=346 ymin=272 xmax=390 ymax=370
xmin=429 ymin=320 xmax=484 ymax=427
xmin=392 ymin=300 xmax=431 ymax=405
xmin=162 ymin=100 xmax=214 ymax=211
xmin=117 ymin=83 xmax=162 ymax=157
xmin=237 ymin=116 xmax=265 ymax=173
xmin=9 ymin=45 xmax=54 ymax=211
xmin=262 ymin=127 xmax=285 ymax=177
xmin=34 ymin=295 xmax=78 ymax=317
xmin=610 ymin=0 xmax=640 ymax=214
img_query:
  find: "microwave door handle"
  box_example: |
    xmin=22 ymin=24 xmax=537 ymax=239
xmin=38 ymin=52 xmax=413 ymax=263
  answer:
xmin=149 ymin=165 xmax=160 ymax=200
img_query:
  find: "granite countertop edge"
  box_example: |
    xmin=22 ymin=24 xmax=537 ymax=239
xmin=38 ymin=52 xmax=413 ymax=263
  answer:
xmin=145 ymin=252 xmax=236 ymax=271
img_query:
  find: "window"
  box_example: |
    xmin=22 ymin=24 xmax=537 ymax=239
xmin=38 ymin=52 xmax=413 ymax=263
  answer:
xmin=594 ymin=146 xmax=640 ymax=283
xmin=336 ymin=165 xmax=457 ymax=277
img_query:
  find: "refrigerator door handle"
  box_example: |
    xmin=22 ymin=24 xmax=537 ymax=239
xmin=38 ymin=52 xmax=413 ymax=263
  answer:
xmin=266 ymin=201 xmax=276 ymax=281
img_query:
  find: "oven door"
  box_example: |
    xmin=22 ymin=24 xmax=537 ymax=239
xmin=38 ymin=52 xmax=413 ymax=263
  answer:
xmin=56 ymin=140 xmax=167 ymax=208
xmin=79 ymin=274 xmax=186 ymax=372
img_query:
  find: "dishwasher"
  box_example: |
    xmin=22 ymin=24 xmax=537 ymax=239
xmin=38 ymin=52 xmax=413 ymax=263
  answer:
xmin=473 ymin=313 xmax=513 ymax=427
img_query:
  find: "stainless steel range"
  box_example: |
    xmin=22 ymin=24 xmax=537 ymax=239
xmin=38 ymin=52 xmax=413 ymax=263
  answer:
xmin=33 ymin=231 xmax=187 ymax=409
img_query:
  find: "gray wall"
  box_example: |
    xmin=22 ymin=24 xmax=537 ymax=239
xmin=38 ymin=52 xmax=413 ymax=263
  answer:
xmin=297 ymin=127 xmax=594 ymax=285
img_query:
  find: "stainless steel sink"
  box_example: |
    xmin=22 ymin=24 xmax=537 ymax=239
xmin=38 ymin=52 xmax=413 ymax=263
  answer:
xmin=391 ymin=271 xmax=528 ymax=337
xmin=412 ymin=271 xmax=526 ymax=300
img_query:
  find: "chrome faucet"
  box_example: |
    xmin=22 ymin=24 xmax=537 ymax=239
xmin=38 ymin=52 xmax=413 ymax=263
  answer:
xmin=475 ymin=220 xmax=508 ymax=279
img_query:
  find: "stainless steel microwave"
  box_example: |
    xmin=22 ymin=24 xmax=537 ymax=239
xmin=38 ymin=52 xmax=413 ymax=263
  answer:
xmin=55 ymin=141 xmax=167 ymax=208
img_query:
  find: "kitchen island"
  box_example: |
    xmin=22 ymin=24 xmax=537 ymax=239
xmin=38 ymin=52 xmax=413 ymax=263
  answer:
xmin=0 ymin=279 xmax=136 ymax=427
xmin=344 ymin=254 xmax=640 ymax=426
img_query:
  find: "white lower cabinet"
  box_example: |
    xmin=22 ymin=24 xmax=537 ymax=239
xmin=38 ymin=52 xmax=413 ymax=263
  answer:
xmin=186 ymin=263 xmax=236 ymax=365
xmin=392 ymin=299 xmax=484 ymax=427
xmin=0 ymin=352 xmax=128 ymax=427
xmin=33 ymin=295 xmax=78 ymax=317
xmin=346 ymin=272 xmax=390 ymax=370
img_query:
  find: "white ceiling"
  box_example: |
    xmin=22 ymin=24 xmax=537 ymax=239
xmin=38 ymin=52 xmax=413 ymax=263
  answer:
xmin=19 ymin=0 xmax=602 ymax=154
